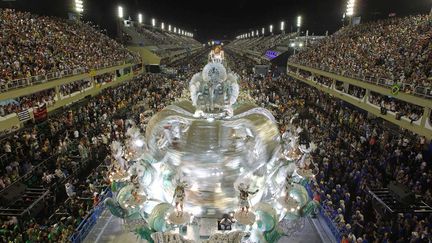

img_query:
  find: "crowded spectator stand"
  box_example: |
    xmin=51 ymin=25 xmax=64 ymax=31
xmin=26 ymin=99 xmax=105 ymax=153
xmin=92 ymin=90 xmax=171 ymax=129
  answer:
xmin=289 ymin=15 xmax=432 ymax=98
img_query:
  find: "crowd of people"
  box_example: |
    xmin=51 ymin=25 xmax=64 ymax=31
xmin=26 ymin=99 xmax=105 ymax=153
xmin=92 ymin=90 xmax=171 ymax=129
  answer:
xmin=289 ymin=15 xmax=432 ymax=95
xmin=132 ymin=25 xmax=200 ymax=46
xmin=59 ymin=80 xmax=92 ymax=97
xmin=368 ymin=92 xmax=424 ymax=122
xmin=0 ymin=9 xmax=138 ymax=85
xmin=296 ymin=69 xmax=429 ymax=124
xmin=226 ymin=32 xmax=295 ymax=55
xmin=0 ymin=89 xmax=56 ymax=117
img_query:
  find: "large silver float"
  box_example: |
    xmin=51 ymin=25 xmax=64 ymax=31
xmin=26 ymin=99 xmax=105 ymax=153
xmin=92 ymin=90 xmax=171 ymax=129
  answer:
xmin=104 ymin=55 xmax=319 ymax=243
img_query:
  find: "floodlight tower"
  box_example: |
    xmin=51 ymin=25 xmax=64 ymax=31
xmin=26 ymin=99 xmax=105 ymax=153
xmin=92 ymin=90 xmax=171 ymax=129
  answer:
xmin=345 ymin=0 xmax=355 ymax=26
xmin=138 ymin=13 xmax=143 ymax=25
xmin=152 ymin=18 xmax=156 ymax=28
xmin=116 ymin=6 xmax=124 ymax=39
xmin=296 ymin=15 xmax=302 ymax=35
xmin=74 ymin=0 xmax=84 ymax=18
xmin=269 ymin=24 xmax=273 ymax=35
xmin=118 ymin=6 xmax=124 ymax=19
xmin=280 ymin=21 xmax=285 ymax=34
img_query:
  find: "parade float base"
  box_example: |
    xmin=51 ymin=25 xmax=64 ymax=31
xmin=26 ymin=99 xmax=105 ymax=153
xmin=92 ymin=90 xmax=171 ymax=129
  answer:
xmin=84 ymin=208 xmax=330 ymax=243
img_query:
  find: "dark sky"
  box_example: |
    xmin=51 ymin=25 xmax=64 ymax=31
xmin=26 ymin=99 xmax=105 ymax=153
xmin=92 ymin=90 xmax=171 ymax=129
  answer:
xmin=1 ymin=0 xmax=430 ymax=42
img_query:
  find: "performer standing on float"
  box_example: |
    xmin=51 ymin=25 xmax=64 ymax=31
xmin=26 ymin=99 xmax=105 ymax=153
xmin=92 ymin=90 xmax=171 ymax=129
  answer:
xmin=130 ymin=170 xmax=142 ymax=203
xmin=238 ymin=183 xmax=258 ymax=214
xmin=173 ymin=182 xmax=186 ymax=216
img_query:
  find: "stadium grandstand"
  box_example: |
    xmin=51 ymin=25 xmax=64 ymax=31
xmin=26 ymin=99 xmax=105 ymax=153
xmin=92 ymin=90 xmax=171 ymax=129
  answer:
xmin=0 ymin=0 xmax=431 ymax=243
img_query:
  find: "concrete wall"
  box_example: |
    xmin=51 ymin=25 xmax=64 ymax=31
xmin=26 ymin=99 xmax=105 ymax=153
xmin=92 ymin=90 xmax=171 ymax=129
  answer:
xmin=127 ymin=46 xmax=161 ymax=65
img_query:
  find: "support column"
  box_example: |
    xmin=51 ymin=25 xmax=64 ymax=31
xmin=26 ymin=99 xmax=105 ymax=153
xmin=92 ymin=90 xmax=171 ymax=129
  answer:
xmin=421 ymin=107 xmax=431 ymax=127
xmin=364 ymin=89 xmax=370 ymax=104
xmin=331 ymin=78 xmax=336 ymax=90
xmin=55 ymin=85 xmax=61 ymax=101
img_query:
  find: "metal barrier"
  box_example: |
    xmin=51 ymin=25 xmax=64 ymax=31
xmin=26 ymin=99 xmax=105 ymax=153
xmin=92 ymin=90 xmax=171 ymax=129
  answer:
xmin=70 ymin=187 xmax=113 ymax=243
xmin=305 ymin=183 xmax=343 ymax=242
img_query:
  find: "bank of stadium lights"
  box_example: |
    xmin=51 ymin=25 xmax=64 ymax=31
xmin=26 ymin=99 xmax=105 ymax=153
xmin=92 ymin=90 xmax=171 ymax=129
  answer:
xmin=75 ymin=0 xmax=83 ymax=13
xmin=138 ymin=13 xmax=143 ymax=24
xmin=161 ymin=22 xmax=165 ymax=30
xmin=251 ymin=31 xmax=254 ymax=37
xmin=280 ymin=21 xmax=285 ymax=31
xmin=346 ymin=0 xmax=355 ymax=16
xmin=256 ymin=30 xmax=259 ymax=36
xmin=168 ymin=25 xmax=172 ymax=32
xmin=297 ymin=16 xmax=302 ymax=28
xmin=174 ymin=27 xmax=177 ymax=33
xmin=152 ymin=18 xmax=156 ymax=27
xmin=117 ymin=6 xmax=124 ymax=19
xmin=269 ymin=24 xmax=273 ymax=33
xmin=262 ymin=27 xmax=265 ymax=35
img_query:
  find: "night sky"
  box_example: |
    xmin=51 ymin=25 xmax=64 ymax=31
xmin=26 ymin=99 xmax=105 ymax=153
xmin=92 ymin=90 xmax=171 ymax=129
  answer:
xmin=1 ymin=0 xmax=430 ymax=42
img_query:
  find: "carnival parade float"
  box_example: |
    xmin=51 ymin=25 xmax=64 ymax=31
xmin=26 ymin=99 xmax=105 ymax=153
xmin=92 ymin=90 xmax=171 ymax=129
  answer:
xmin=104 ymin=52 xmax=319 ymax=243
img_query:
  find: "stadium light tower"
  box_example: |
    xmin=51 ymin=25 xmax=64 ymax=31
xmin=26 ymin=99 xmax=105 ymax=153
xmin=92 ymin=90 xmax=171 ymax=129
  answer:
xmin=152 ymin=18 xmax=156 ymax=27
xmin=138 ymin=13 xmax=143 ymax=24
xmin=168 ymin=24 xmax=172 ymax=32
xmin=346 ymin=0 xmax=355 ymax=17
xmin=75 ymin=0 xmax=84 ymax=14
xmin=269 ymin=24 xmax=273 ymax=34
xmin=262 ymin=27 xmax=265 ymax=35
xmin=297 ymin=15 xmax=302 ymax=35
xmin=161 ymin=22 xmax=165 ymax=30
xmin=345 ymin=0 xmax=355 ymax=25
xmin=251 ymin=31 xmax=254 ymax=37
xmin=256 ymin=30 xmax=259 ymax=36
xmin=117 ymin=6 xmax=124 ymax=19
xmin=174 ymin=27 xmax=177 ymax=33
xmin=280 ymin=21 xmax=285 ymax=33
